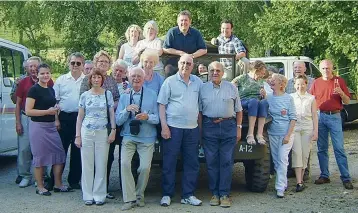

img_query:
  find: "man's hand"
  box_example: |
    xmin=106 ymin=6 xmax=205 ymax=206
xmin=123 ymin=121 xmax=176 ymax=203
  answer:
xmin=283 ymin=134 xmax=291 ymax=144
xmin=16 ymin=122 xmax=23 ymax=135
xmin=236 ymin=128 xmax=242 ymax=143
xmin=75 ymin=137 xmax=82 ymax=148
xmin=211 ymin=38 xmax=218 ymax=46
xmin=161 ymin=124 xmax=171 ymax=139
xmin=55 ymin=120 xmax=61 ymax=131
xmin=334 ymin=86 xmax=344 ymax=96
xmin=108 ymin=130 xmax=116 ymax=143
xmin=135 ymin=112 xmax=149 ymax=121
xmin=126 ymin=104 xmax=139 ymax=113
xmin=260 ymin=88 xmax=266 ymax=99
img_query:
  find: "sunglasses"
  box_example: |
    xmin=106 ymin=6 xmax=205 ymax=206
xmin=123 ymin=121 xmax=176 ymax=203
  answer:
xmin=70 ymin=61 xmax=82 ymax=66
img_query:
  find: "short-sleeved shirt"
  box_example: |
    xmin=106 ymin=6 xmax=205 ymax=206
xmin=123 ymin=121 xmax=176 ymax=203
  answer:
xmin=79 ymin=90 xmax=114 ymax=130
xmin=121 ymin=42 xmax=136 ymax=68
xmin=236 ymin=73 xmax=263 ymax=100
xmin=163 ymin=26 xmax=206 ymax=66
xmin=16 ymin=76 xmax=54 ymax=111
xmin=27 ymin=84 xmax=56 ymax=122
xmin=10 ymin=74 xmax=27 ymax=99
xmin=199 ymin=81 xmax=242 ymax=118
xmin=79 ymin=75 xmax=120 ymax=102
xmin=310 ymin=76 xmax=350 ymax=111
xmin=291 ymin=92 xmax=315 ymax=131
xmin=217 ymin=35 xmax=246 ymax=68
xmin=157 ymin=72 xmax=203 ymax=129
xmin=144 ymin=72 xmax=164 ymax=95
xmin=286 ymin=76 xmax=315 ymax=94
xmin=267 ymin=93 xmax=297 ymax=136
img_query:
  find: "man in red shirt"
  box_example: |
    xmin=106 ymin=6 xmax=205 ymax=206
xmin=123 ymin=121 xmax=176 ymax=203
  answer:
xmin=15 ymin=57 xmax=54 ymax=188
xmin=310 ymin=59 xmax=353 ymax=190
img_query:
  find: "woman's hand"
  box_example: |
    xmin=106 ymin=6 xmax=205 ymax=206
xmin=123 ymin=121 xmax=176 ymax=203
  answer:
xmin=108 ymin=130 xmax=116 ymax=143
xmin=260 ymin=88 xmax=266 ymax=99
xmin=311 ymin=131 xmax=318 ymax=141
xmin=47 ymin=107 xmax=58 ymax=115
xmin=75 ymin=137 xmax=82 ymax=148
xmin=55 ymin=120 xmax=61 ymax=131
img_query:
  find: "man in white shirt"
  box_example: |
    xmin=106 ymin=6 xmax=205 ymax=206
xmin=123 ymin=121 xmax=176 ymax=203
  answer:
xmin=51 ymin=52 xmax=86 ymax=190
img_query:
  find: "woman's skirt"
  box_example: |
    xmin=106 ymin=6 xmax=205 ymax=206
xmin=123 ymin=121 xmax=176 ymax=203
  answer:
xmin=29 ymin=121 xmax=66 ymax=167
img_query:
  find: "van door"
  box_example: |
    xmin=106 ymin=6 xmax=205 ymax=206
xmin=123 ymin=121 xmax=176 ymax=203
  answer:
xmin=0 ymin=46 xmax=25 ymax=153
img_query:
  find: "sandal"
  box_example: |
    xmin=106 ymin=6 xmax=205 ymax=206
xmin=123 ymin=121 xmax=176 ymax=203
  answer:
xmin=246 ymin=135 xmax=256 ymax=145
xmin=36 ymin=188 xmax=51 ymax=196
xmin=54 ymin=185 xmax=73 ymax=192
xmin=256 ymin=135 xmax=266 ymax=145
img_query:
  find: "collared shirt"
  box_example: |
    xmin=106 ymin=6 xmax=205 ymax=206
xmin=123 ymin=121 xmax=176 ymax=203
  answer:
xmin=10 ymin=74 xmax=27 ymax=97
xmin=285 ymin=76 xmax=315 ymax=94
xmin=79 ymin=74 xmax=120 ymax=102
xmin=163 ymin=26 xmax=206 ymax=66
xmin=16 ymin=76 xmax=54 ymax=110
xmin=116 ymin=87 xmax=159 ymax=143
xmin=290 ymin=92 xmax=315 ymax=131
xmin=217 ymin=34 xmax=246 ymax=68
xmin=157 ymin=72 xmax=203 ymax=129
xmin=54 ymin=72 xmax=85 ymax=113
xmin=199 ymin=81 xmax=242 ymax=118
xmin=144 ymin=72 xmax=164 ymax=95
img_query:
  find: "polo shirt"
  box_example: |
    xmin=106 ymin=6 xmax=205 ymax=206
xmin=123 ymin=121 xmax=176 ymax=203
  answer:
xmin=157 ymin=72 xmax=203 ymax=129
xmin=54 ymin=72 xmax=86 ymax=113
xmin=310 ymin=76 xmax=350 ymax=111
xmin=16 ymin=76 xmax=54 ymax=110
xmin=163 ymin=26 xmax=206 ymax=66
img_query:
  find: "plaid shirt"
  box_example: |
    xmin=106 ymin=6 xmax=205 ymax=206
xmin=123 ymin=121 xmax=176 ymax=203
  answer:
xmin=217 ymin=35 xmax=246 ymax=68
xmin=79 ymin=74 xmax=120 ymax=102
xmin=285 ymin=76 xmax=315 ymax=94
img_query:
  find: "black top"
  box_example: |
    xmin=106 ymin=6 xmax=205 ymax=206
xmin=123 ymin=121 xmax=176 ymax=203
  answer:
xmin=27 ymin=84 xmax=56 ymax=122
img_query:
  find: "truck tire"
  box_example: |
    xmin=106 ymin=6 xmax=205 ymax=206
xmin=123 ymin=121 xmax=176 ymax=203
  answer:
xmin=244 ymin=144 xmax=271 ymax=192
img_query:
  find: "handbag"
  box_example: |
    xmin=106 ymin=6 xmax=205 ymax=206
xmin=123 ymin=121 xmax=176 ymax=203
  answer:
xmin=104 ymin=90 xmax=111 ymax=135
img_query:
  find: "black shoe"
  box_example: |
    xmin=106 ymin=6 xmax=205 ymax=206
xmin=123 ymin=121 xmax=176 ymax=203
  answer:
xmin=36 ymin=189 xmax=52 ymax=196
xmin=106 ymin=193 xmax=115 ymax=199
xmin=296 ymin=183 xmax=305 ymax=192
xmin=15 ymin=176 xmax=23 ymax=184
xmin=69 ymin=183 xmax=81 ymax=189
xmin=314 ymin=177 xmax=330 ymax=184
xmin=54 ymin=186 xmax=73 ymax=192
xmin=343 ymin=181 xmax=354 ymax=190
xmin=44 ymin=181 xmax=54 ymax=191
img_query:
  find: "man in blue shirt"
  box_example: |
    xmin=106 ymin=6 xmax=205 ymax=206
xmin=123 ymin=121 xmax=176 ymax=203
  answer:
xmin=158 ymin=54 xmax=203 ymax=207
xmin=163 ymin=10 xmax=207 ymax=67
xmin=116 ymin=67 xmax=159 ymax=210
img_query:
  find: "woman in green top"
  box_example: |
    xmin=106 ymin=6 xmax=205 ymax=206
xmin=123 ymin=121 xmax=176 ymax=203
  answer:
xmin=235 ymin=60 xmax=268 ymax=145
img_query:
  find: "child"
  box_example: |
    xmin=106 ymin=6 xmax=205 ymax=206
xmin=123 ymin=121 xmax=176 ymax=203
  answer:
xmin=266 ymin=73 xmax=296 ymax=198
xmin=291 ymin=75 xmax=318 ymax=192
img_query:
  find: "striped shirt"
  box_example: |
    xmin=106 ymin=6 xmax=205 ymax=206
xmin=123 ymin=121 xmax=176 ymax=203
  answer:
xmin=267 ymin=93 xmax=297 ymax=136
xmin=199 ymin=81 xmax=242 ymax=118
xmin=285 ymin=76 xmax=315 ymax=94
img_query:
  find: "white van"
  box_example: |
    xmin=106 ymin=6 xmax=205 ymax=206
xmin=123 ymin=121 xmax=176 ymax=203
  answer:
xmin=0 ymin=38 xmax=31 ymax=153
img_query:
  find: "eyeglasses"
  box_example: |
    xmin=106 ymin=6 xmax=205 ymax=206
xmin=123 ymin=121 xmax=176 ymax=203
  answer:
xmin=98 ymin=60 xmax=110 ymax=64
xmin=179 ymin=61 xmax=192 ymax=66
xmin=70 ymin=61 xmax=82 ymax=66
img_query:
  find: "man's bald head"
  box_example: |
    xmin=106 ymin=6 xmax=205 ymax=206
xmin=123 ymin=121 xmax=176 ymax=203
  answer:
xmin=178 ymin=54 xmax=194 ymax=75
xmin=319 ymin=59 xmax=334 ymax=80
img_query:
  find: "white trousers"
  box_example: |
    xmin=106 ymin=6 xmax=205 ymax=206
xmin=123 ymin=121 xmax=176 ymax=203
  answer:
xmin=292 ymin=130 xmax=313 ymax=169
xmin=17 ymin=114 xmax=32 ymax=179
xmin=269 ymin=134 xmax=294 ymax=192
xmin=80 ymin=128 xmax=109 ymax=202
xmin=121 ymin=140 xmax=154 ymax=202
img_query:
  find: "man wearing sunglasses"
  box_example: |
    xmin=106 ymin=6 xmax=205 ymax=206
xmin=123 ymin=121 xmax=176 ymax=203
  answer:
xmin=158 ymin=54 xmax=203 ymax=207
xmin=52 ymin=52 xmax=86 ymax=190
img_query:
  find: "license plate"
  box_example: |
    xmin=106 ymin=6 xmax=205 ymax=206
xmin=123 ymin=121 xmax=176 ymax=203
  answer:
xmin=238 ymin=144 xmax=253 ymax=153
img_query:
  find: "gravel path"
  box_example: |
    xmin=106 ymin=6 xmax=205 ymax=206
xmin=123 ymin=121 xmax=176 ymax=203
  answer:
xmin=1 ymin=123 xmax=358 ymax=213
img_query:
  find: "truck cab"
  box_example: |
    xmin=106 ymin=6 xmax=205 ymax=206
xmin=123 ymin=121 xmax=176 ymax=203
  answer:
xmin=0 ymin=38 xmax=30 ymax=153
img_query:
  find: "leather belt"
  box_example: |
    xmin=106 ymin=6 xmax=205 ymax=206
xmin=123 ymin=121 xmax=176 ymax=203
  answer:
xmin=320 ymin=110 xmax=340 ymax=115
xmin=207 ymin=117 xmax=234 ymax=124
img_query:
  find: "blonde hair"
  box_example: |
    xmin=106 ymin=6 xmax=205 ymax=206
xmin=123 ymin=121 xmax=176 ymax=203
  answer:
xmin=93 ymin=50 xmax=112 ymax=68
xmin=143 ymin=20 xmax=159 ymax=39
xmin=272 ymin=73 xmax=288 ymax=91
xmin=125 ymin=24 xmax=144 ymax=42
xmin=140 ymin=49 xmax=159 ymax=67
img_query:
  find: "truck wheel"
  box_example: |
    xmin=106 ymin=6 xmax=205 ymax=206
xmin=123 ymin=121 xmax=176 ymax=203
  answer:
xmin=244 ymin=144 xmax=271 ymax=192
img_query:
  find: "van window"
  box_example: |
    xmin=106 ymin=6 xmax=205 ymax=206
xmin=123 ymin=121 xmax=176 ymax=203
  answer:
xmin=308 ymin=62 xmax=321 ymax=78
xmin=0 ymin=46 xmax=25 ymax=86
xmin=265 ymin=62 xmax=285 ymax=75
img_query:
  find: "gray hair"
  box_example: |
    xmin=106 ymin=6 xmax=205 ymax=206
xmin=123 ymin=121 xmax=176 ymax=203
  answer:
xmin=67 ymin=52 xmax=85 ymax=64
xmin=178 ymin=10 xmax=192 ymax=20
xmin=112 ymin=59 xmax=128 ymax=71
xmin=266 ymin=66 xmax=279 ymax=74
xmin=128 ymin=67 xmax=145 ymax=77
xmin=23 ymin=61 xmax=28 ymax=68
xmin=27 ymin=56 xmax=42 ymax=64
xmin=85 ymin=60 xmax=93 ymax=65
xmin=143 ymin=20 xmax=159 ymax=38
xmin=208 ymin=61 xmax=224 ymax=72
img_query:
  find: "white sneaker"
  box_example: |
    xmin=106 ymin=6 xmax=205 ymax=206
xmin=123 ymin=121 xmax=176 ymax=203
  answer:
xmin=181 ymin=196 xmax=202 ymax=206
xmin=160 ymin=196 xmax=171 ymax=207
xmin=276 ymin=190 xmax=284 ymax=198
xmin=19 ymin=178 xmax=31 ymax=188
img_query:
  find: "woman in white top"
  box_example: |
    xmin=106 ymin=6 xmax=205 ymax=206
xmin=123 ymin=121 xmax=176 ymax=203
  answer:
xmin=132 ymin=20 xmax=164 ymax=75
xmin=290 ymin=74 xmax=318 ymax=192
xmin=118 ymin=25 xmax=143 ymax=68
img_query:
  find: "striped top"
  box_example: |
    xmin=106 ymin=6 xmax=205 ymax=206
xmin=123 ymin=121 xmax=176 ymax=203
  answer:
xmin=267 ymin=93 xmax=297 ymax=136
xmin=199 ymin=81 xmax=242 ymax=118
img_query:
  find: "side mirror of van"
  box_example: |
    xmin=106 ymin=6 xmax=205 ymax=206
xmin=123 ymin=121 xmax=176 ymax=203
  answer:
xmin=3 ymin=78 xmax=13 ymax=87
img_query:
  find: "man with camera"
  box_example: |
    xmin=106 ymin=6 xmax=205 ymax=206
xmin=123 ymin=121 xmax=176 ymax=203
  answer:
xmin=116 ymin=67 xmax=159 ymax=211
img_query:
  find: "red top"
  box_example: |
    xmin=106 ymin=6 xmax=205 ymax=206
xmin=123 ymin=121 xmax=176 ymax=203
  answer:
xmin=15 ymin=77 xmax=54 ymax=110
xmin=310 ymin=76 xmax=350 ymax=111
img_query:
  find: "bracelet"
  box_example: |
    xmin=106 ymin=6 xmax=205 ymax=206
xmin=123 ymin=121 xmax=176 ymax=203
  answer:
xmin=75 ymin=135 xmax=81 ymax=138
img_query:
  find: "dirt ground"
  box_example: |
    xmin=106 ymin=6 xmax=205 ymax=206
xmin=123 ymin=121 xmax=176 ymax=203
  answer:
xmin=1 ymin=122 xmax=358 ymax=213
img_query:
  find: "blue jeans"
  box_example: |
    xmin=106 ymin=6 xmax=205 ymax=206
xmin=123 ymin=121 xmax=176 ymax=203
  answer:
xmin=241 ymin=98 xmax=268 ymax=117
xmin=162 ymin=126 xmax=200 ymax=198
xmin=317 ymin=112 xmax=351 ymax=182
xmin=202 ymin=116 xmax=236 ymax=196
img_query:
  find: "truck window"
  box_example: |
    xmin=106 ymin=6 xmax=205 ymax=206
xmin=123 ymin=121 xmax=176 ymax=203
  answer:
xmin=265 ymin=62 xmax=285 ymax=75
xmin=0 ymin=46 xmax=25 ymax=86
xmin=308 ymin=62 xmax=321 ymax=78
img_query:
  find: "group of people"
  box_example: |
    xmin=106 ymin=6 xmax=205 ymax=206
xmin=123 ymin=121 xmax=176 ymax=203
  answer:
xmin=12 ymin=9 xmax=354 ymax=210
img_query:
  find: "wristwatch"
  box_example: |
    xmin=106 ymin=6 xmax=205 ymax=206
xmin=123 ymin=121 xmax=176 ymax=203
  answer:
xmin=237 ymin=124 xmax=242 ymax=128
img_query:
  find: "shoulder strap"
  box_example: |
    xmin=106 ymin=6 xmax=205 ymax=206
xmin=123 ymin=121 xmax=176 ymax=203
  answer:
xmin=105 ymin=90 xmax=110 ymax=124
